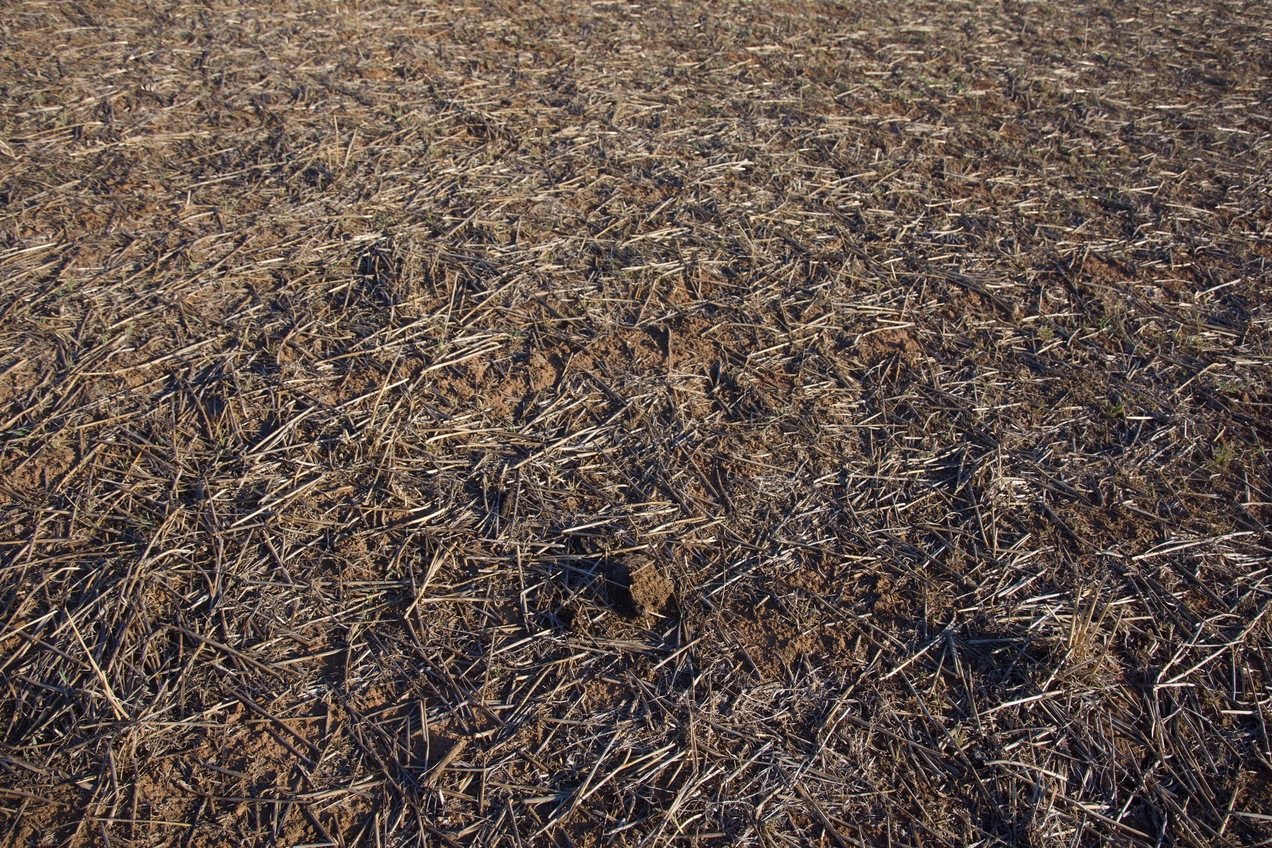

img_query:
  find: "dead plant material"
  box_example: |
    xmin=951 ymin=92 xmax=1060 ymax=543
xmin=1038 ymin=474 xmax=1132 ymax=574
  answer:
xmin=1 ymin=0 xmax=1270 ymax=845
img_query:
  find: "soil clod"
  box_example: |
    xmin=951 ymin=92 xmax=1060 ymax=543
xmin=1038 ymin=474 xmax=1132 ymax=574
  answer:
xmin=603 ymin=556 xmax=674 ymax=619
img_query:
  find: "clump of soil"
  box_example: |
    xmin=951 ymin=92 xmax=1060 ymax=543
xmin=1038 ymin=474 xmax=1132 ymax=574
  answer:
xmin=603 ymin=555 xmax=674 ymax=619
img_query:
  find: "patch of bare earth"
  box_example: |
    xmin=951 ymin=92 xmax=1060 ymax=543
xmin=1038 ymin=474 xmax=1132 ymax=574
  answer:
xmin=1 ymin=0 xmax=1270 ymax=846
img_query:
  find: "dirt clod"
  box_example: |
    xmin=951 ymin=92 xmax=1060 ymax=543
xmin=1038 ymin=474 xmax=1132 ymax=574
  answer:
xmin=604 ymin=556 xmax=674 ymax=619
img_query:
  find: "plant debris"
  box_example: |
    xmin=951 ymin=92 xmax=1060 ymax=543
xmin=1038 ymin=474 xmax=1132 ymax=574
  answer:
xmin=0 ymin=0 xmax=1270 ymax=846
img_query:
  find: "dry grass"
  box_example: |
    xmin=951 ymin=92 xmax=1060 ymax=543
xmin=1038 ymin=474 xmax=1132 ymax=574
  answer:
xmin=1 ymin=0 xmax=1271 ymax=845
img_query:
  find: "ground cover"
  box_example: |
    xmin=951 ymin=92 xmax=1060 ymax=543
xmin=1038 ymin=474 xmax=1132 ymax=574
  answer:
xmin=1 ymin=0 xmax=1270 ymax=845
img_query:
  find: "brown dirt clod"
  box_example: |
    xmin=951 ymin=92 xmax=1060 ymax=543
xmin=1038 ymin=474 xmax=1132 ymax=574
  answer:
xmin=603 ymin=556 xmax=675 ymax=619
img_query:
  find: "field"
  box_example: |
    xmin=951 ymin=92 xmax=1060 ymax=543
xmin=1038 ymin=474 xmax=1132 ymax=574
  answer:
xmin=1 ymin=0 xmax=1270 ymax=845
